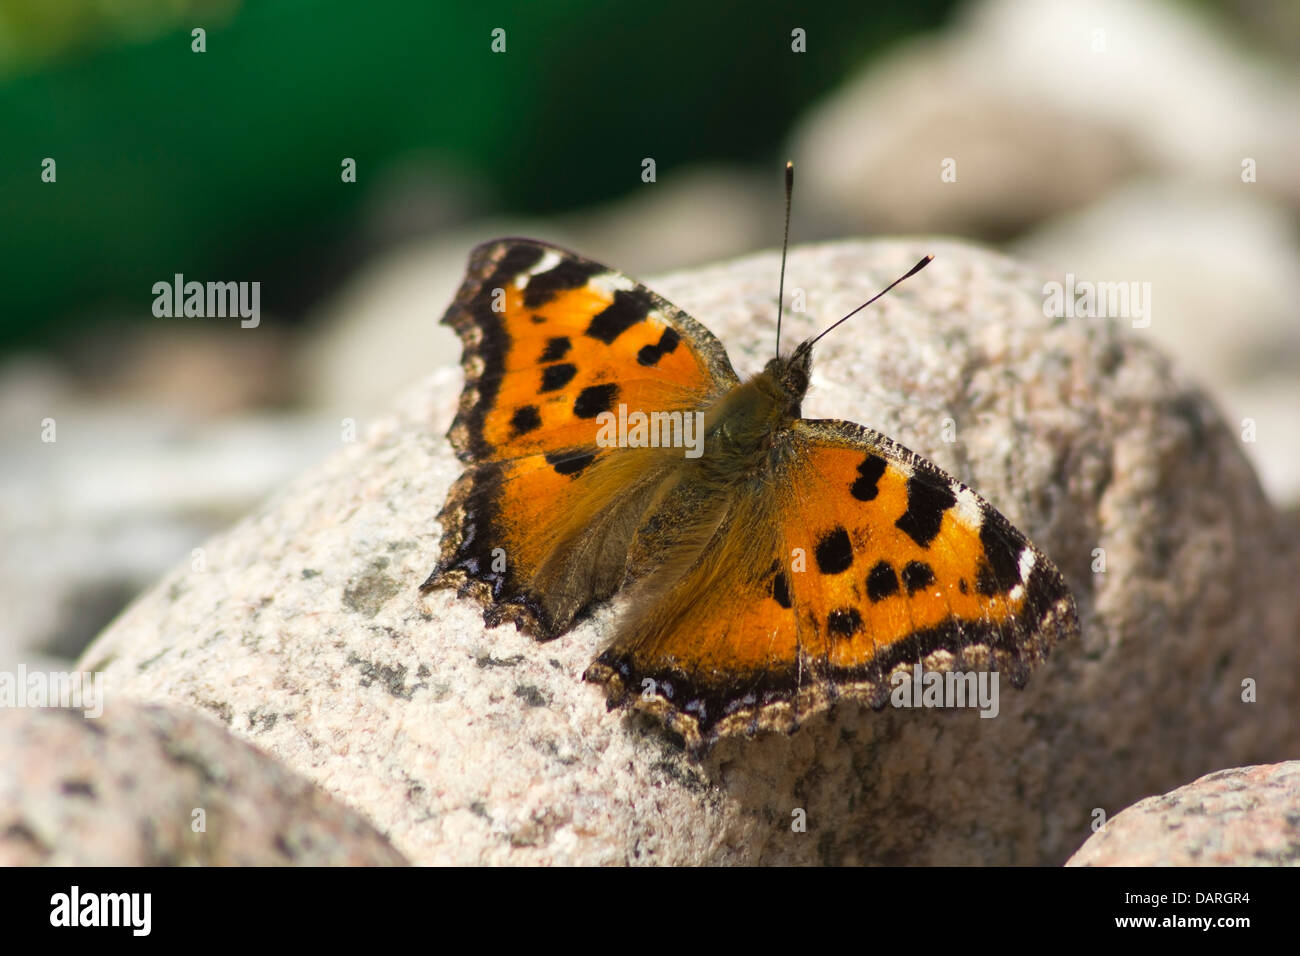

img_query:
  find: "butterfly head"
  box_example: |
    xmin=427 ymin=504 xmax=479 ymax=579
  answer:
xmin=760 ymin=340 xmax=814 ymax=417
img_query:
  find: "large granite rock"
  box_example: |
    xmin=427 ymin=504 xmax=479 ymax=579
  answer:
xmin=75 ymin=239 xmax=1298 ymax=864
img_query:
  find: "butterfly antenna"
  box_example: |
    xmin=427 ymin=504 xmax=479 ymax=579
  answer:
xmin=805 ymin=254 xmax=934 ymax=350
xmin=774 ymin=161 xmax=794 ymax=359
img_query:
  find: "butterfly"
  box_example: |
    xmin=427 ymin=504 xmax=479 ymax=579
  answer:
xmin=421 ymin=185 xmax=1078 ymax=754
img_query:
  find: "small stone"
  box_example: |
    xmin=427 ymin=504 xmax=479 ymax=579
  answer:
xmin=1068 ymin=762 xmax=1300 ymax=866
xmin=0 ymin=701 xmax=407 ymax=866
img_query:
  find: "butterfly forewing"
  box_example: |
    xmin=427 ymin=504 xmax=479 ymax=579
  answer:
xmin=442 ymin=239 xmax=738 ymax=465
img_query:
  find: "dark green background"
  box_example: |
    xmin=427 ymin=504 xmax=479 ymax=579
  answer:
xmin=1 ymin=0 xmax=961 ymax=351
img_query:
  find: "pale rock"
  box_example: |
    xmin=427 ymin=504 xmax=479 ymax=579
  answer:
xmin=0 ymin=701 xmax=407 ymax=866
xmin=1013 ymin=180 xmax=1300 ymax=506
xmin=791 ymin=0 xmax=1300 ymax=237
xmin=1068 ymin=762 xmax=1300 ymax=866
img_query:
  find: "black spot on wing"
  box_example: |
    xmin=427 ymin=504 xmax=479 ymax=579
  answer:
xmin=523 ymin=260 xmax=603 ymax=308
xmin=828 ymin=607 xmax=862 ymax=639
xmin=814 ymin=527 xmax=853 ymax=575
xmin=637 ymin=328 xmax=680 ymax=367
xmin=976 ymin=517 xmax=1024 ymax=596
xmin=586 ymin=289 xmax=653 ymax=345
xmin=539 ymin=336 xmax=571 ymax=362
xmin=544 ymin=449 xmax=596 ymax=477
xmin=771 ymin=571 xmax=792 ymax=609
xmin=509 ymin=405 xmax=541 ymax=436
xmin=540 ymin=362 xmax=577 ymax=392
xmin=573 ymin=384 xmax=619 ymax=419
xmin=895 ymin=475 xmax=956 ymax=548
xmin=866 ymin=561 xmax=899 ymax=602
xmin=850 ymin=454 xmax=886 ymax=502
xmin=901 ymin=561 xmax=935 ymax=595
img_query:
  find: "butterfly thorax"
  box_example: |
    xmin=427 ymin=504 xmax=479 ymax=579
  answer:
xmin=696 ymin=345 xmax=813 ymax=483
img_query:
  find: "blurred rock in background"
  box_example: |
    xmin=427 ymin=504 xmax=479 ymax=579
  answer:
xmin=0 ymin=346 xmax=337 ymax=669
xmin=1013 ymin=180 xmax=1300 ymax=504
xmin=791 ymin=0 xmax=1300 ymax=236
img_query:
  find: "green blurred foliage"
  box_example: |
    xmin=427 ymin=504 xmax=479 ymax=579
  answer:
xmin=1 ymin=0 xmax=957 ymax=351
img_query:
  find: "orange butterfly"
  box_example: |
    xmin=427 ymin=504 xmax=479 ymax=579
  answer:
xmin=422 ymin=176 xmax=1078 ymax=753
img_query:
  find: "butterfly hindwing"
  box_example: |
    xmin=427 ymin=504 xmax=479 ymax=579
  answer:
xmin=583 ymin=472 xmax=798 ymax=745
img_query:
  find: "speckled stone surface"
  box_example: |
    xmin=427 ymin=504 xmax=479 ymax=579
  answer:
xmin=0 ymin=701 xmax=407 ymax=865
xmin=1068 ymin=762 xmax=1300 ymax=866
xmin=73 ymin=239 xmax=1298 ymax=864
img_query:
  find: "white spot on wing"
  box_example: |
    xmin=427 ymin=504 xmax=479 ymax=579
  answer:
xmin=589 ymin=271 xmax=637 ymax=297
xmin=953 ymin=486 xmax=982 ymax=528
xmin=514 ymin=249 xmax=563 ymax=289
xmin=528 ymin=250 xmax=562 ymax=277
xmin=1018 ymin=548 xmax=1036 ymax=582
